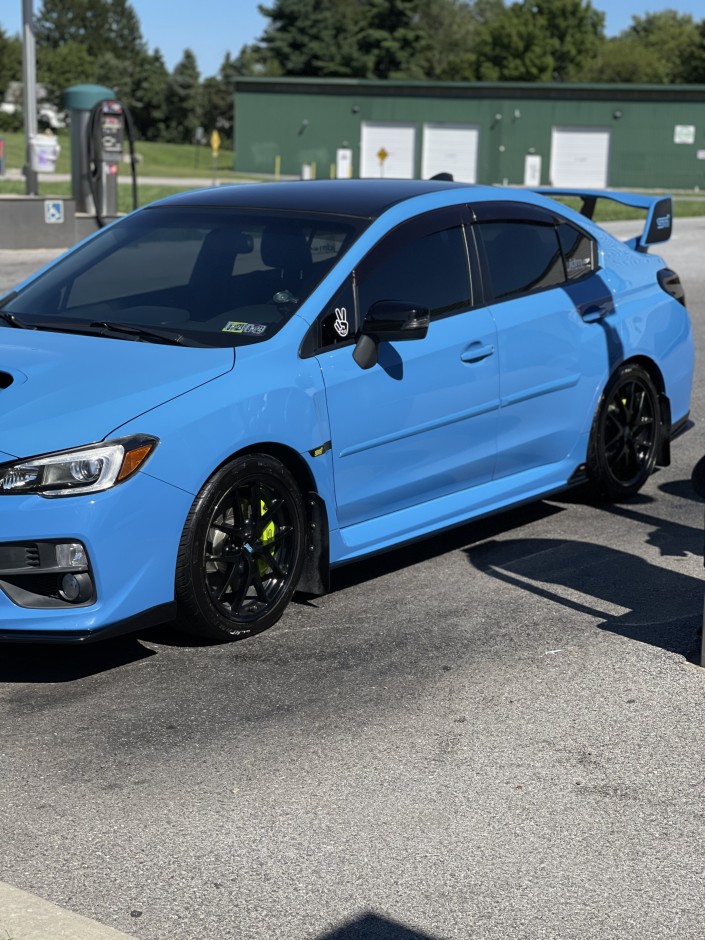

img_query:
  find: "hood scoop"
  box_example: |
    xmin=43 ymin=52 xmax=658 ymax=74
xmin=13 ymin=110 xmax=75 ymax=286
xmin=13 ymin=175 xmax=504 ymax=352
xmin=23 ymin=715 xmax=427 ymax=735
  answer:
xmin=0 ymin=372 xmax=13 ymax=389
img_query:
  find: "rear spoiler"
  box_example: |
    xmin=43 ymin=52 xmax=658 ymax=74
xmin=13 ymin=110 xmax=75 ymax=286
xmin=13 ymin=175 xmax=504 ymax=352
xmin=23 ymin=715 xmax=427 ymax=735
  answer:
xmin=534 ymin=188 xmax=672 ymax=252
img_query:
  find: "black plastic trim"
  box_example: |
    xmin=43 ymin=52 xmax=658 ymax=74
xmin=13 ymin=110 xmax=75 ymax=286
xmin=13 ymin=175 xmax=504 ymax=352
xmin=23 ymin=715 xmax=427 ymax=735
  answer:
xmin=670 ymin=413 xmax=691 ymax=441
xmin=0 ymin=601 xmax=177 ymax=644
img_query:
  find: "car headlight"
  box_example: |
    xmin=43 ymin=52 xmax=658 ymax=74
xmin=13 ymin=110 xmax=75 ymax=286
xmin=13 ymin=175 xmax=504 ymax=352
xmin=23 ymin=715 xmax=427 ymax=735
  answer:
xmin=0 ymin=435 xmax=158 ymax=497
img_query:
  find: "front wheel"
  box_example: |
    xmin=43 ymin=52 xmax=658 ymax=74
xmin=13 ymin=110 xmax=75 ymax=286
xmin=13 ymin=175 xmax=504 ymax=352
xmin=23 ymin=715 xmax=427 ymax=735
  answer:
xmin=588 ymin=363 xmax=660 ymax=501
xmin=175 ymin=454 xmax=305 ymax=641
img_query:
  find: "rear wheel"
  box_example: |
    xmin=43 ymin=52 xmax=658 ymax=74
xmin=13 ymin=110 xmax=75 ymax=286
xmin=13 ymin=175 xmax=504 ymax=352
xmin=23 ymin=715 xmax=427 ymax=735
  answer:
xmin=175 ymin=454 xmax=305 ymax=640
xmin=588 ymin=363 xmax=660 ymax=501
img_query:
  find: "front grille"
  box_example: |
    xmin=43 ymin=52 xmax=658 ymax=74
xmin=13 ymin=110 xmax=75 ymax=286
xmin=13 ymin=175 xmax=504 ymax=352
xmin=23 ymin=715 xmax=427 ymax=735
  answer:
xmin=0 ymin=543 xmax=41 ymax=572
xmin=1 ymin=573 xmax=62 ymax=600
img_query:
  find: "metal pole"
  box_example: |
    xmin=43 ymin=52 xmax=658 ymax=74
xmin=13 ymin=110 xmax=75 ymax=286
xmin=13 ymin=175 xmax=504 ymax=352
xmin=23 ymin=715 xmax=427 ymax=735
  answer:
xmin=21 ymin=0 xmax=38 ymax=195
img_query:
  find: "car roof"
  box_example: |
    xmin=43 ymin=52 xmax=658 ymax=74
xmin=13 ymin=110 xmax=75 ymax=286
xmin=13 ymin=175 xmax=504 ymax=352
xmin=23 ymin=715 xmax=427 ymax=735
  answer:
xmin=153 ymin=179 xmax=487 ymax=219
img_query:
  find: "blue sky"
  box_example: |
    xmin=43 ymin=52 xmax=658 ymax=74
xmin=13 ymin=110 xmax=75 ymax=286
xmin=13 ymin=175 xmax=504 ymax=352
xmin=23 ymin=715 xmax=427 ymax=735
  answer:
xmin=2 ymin=1 xmax=704 ymax=78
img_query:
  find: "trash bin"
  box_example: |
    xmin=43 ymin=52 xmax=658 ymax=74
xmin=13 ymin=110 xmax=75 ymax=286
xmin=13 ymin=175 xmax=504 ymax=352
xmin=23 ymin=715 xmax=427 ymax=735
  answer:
xmin=29 ymin=134 xmax=61 ymax=173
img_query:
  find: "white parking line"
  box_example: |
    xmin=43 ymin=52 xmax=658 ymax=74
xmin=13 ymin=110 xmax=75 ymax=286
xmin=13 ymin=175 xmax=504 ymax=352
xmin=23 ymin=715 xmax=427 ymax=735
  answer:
xmin=0 ymin=883 xmax=136 ymax=940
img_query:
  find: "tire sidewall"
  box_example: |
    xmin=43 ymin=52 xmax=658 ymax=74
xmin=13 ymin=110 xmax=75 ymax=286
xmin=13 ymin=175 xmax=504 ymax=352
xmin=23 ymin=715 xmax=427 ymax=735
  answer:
xmin=176 ymin=454 xmax=306 ymax=639
xmin=588 ymin=363 xmax=660 ymax=501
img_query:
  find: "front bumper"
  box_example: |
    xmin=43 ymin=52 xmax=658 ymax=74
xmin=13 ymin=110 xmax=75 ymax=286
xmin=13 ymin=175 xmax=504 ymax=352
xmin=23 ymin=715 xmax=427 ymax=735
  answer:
xmin=0 ymin=470 xmax=192 ymax=642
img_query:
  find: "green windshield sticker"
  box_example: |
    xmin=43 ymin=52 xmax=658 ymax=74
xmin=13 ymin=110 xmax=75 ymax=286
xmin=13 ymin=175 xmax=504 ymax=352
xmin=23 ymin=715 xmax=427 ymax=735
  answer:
xmin=222 ymin=321 xmax=267 ymax=335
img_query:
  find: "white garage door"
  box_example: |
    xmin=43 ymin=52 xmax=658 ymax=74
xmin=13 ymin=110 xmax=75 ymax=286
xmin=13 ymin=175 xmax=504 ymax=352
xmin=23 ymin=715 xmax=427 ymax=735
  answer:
xmin=550 ymin=127 xmax=611 ymax=188
xmin=422 ymin=123 xmax=480 ymax=183
xmin=360 ymin=122 xmax=416 ymax=179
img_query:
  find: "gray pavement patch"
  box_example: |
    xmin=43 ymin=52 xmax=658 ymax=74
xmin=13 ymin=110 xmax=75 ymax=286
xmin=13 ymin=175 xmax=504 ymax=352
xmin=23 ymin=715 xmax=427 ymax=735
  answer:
xmin=0 ymin=883 xmax=137 ymax=940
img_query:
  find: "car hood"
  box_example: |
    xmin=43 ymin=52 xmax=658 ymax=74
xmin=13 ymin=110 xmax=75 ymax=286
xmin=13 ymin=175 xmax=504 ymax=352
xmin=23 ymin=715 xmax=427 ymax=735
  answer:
xmin=0 ymin=330 xmax=234 ymax=459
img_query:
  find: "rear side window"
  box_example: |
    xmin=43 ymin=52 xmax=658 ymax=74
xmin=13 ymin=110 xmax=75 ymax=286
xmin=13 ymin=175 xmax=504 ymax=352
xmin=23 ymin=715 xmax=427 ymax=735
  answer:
xmin=478 ymin=221 xmax=564 ymax=300
xmin=558 ymin=223 xmax=596 ymax=281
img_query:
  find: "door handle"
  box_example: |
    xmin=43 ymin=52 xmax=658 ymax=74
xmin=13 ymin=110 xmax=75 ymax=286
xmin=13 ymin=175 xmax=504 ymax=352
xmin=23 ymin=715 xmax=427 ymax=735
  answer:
xmin=461 ymin=343 xmax=495 ymax=363
xmin=580 ymin=305 xmax=608 ymax=323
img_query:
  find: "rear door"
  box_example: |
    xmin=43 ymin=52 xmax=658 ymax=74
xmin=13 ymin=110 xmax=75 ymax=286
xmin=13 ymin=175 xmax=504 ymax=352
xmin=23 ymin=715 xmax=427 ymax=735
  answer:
xmin=473 ymin=202 xmax=613 ymax=479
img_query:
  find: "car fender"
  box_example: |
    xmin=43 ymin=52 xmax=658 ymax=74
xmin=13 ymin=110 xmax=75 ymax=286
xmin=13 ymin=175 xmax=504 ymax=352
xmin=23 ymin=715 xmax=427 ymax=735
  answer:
xmin=108 ymin=323 xmax=338 ymax=521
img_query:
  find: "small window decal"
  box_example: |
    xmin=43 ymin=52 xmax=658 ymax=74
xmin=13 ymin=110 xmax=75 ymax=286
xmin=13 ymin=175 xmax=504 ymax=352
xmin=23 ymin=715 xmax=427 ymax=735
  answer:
xmin=222 ymin=321 xmax=267 ymax=335
xmin=334 ymin=307 xmax=349 ymax=338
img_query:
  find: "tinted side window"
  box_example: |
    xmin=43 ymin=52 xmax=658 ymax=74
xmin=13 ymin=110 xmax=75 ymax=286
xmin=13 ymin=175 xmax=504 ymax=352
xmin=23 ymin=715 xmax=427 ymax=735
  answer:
xmin=479 ymin=222 xmax=565 ymax=300
xmin=357 ymin=222 xmax=471 ymax=319
xmin=558 ymin=223 xmax=596 ymax=280
xmin=319 ymin=280 xmax=356 ymax=350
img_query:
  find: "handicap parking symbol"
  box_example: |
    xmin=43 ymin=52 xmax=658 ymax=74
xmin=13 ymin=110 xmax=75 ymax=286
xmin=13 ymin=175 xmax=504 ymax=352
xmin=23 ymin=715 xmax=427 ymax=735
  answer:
xmin=44 ymin=200 xmax=64 ymax=224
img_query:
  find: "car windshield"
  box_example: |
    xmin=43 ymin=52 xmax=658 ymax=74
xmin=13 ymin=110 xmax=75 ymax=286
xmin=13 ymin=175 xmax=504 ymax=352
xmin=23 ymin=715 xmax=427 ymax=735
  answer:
xmin=2 ymin=206 xmax=367 ymax=347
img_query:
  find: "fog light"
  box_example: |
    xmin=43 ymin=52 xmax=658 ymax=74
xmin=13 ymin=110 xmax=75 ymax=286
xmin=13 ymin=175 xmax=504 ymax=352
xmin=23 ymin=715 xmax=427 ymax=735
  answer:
xmin=60 ymin=572 xmax=92 ymax=603
xmin=56 ymin=542 xmax=87 ymax=568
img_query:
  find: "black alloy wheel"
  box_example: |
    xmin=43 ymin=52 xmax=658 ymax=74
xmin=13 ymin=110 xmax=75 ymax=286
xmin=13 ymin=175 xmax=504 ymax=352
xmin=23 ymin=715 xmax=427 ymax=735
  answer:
xmin=588 ymin=363 xmax=660 ymax=501
xmin=175 ymin=454 xmax=305 ymax=640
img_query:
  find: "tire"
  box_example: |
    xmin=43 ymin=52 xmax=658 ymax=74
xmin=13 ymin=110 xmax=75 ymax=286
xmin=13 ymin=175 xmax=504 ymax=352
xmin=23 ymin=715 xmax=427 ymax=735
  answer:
xmin=175 ymin=454 xmax=305 ymax=641
xmin=588 ymin=363 xmax=660 ymax=501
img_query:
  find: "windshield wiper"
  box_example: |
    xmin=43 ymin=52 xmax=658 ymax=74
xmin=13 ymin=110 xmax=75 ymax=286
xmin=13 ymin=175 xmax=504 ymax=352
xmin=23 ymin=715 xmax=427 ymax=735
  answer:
xmin=0 ymin=309 xmax=29 ymax=329
xmin=89 ymin=321 xmax=194 ymax=346
xmin=6 ymin=317 xmax=198 ymax=346
xmin=0 ymin=311 xmax=206 ymax=346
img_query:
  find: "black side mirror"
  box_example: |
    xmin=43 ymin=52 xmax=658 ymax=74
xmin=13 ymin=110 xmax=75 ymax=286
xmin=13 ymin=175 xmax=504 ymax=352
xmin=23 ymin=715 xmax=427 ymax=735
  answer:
xmin=353 ymin=300 xmax=430 ymax=370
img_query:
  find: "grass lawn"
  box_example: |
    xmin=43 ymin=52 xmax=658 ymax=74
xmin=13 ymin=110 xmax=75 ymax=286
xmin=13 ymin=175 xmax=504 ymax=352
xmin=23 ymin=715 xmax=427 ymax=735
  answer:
xmin=0 ymin=130 xmax=240 ymax=180
xmin=0 ymin=177 xmax=210 ymax=212
xmin=2 ymin=129 xmax=704 ymax=218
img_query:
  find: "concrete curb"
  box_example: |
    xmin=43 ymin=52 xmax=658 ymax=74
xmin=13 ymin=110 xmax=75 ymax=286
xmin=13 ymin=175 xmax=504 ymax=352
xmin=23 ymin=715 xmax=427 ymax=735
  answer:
xmin=0 ymin=883 xmax=137 ymax=940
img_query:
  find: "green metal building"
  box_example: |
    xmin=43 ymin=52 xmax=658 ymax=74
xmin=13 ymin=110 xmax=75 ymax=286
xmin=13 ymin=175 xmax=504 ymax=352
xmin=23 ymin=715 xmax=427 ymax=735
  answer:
xmin=232 ymin=77 xmax=705 ymax=190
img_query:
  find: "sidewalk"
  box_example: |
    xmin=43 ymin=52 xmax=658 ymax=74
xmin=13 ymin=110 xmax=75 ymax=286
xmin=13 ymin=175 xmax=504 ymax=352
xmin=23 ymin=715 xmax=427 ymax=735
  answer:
xmin=0 ymin=883 xmax=137 ymax=940
xmin=2 ymin=168 xmax=293 ymax=187
xmin=2 ymin=168 xmax=231 ymax=188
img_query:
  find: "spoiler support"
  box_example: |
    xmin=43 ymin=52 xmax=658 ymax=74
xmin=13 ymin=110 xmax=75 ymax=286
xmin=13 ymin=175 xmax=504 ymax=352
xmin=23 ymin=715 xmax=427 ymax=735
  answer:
xmin=534 ymin=188 xmax=673 ymax=252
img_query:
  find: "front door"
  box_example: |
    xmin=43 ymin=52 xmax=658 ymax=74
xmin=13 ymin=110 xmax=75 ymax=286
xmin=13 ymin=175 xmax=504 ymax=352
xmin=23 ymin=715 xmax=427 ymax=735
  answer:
xmin=315 ymin=208 xmax=500 ymax=531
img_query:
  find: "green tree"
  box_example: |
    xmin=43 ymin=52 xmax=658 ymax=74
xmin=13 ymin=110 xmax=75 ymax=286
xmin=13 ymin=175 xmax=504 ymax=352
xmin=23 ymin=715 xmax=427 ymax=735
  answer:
xmin=165 ymin=49 xmax=202 ymax=144
xmin=473 ymin=3 xmax=555 ymax=81
xmin=415 ymin=0 xmax=497 ymax=81
xmin=359 ymin=0 xmax=431 ymax=79
xmin=228 ymin=42 xmax=277 ymax=77
xmin=682 ymin=20 xmax=705 ymax=83
xmin=129 ymin=49 xmax=171 ymax=141
xmin=473 ymin=0 xmax=605 ymax=82
xmin=34 ymin=0 xmax=150 ymax=108
xmin=35 ymin=0 xmax=145 ymax=60
xmin=580 ymin=10 xmax=700 ymax=83
xmin=0 ymin=27 xmax=22 ymax=101
xmin=258 ymin=0 xmax=451 ymax=79
xmin=201 ymin=53 xmax=236 ymax=144
xmin=257 ymin=0 xmax=370 ymax=77
xmin=535 ymin=0 xmax=604 ymax=81
xmin=38 ymin=41 xmax=96 ymax=104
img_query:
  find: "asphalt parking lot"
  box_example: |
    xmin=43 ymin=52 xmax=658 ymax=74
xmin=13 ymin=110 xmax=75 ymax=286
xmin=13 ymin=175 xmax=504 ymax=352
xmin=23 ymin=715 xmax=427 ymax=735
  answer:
xmin=0 ymin=216 xmax=704 ymax=940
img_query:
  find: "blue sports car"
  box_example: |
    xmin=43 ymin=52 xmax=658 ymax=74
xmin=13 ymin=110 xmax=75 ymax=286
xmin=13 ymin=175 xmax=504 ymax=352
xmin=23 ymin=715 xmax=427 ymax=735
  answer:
xmin=0 ymin=180 xmax=694 ymax=642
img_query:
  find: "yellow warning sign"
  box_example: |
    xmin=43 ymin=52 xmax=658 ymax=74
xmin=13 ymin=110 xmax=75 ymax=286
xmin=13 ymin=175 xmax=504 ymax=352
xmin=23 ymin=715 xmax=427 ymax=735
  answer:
xmin=210 ymin=130 xmax=221 ymax=157
xmin=377 ymin=147 xmax=389 ymax=163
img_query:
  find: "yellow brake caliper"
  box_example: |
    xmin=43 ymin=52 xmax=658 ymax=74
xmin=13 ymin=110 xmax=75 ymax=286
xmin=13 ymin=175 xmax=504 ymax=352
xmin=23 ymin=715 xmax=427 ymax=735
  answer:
xmin=258 ymin=498 xmax=276 ymax=577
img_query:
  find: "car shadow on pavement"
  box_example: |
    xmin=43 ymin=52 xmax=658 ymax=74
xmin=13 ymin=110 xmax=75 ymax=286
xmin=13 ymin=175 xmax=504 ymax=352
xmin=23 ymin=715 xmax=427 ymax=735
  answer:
xmin=0 ymin=501 xmax=564 ymax=682
xmin=324 ymin=500 xmax=564 ymax=595
xmin=314 ymin=912 xmax=441 ymax=939
xmin=0 ymin=634 xmax=158 ymax=683
xmin=466 ymin=527 xmax=702 ymax=662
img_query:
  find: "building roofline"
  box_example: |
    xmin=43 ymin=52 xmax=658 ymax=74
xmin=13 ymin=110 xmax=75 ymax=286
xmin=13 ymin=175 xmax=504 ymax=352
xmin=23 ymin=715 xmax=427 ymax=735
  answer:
xmin=233 ymin=76 xmax=705 ymax=102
